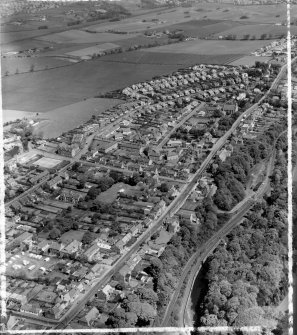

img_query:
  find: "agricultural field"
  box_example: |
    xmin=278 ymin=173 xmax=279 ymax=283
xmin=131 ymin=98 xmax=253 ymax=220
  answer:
xmin=2 ymin=60 xmax=181 ymax=113
xmin=211 ymin=23 xmax=297 ymax=40
xmin=143 ymin=39 xmax=273 ymax=55
xmin=229 ymin=55 xmax=272 ymax=66
xmin=102 ymin=50 xmax=244 ymax=66
xmin=151 ymin=19 xmax=247 ymax=38
xmin=31 ymin=98 xmax=124 ymax=138
xmin=36 ymin=30 xmax=139 ymax=44
xmin=65 ymin=43 xmax=120 ymax=58
xmin=1 ymin=56 xmax=72 ymax=76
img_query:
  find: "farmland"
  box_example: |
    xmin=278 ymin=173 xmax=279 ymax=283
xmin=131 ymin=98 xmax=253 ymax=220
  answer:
xmin=229 ymin=55 xmax=272 ymax=66
xmin=36 ymin=30 xmax=138 ymax=44
xmin=211 ymin=23 xmax=297 ymax=40
xmin=143 ymin=39 xmax=273 ymax=55
xmin=2 ymin=60 xmax=181 ymax=113
xmin=102 ymin=50 xmax=244 ymax=66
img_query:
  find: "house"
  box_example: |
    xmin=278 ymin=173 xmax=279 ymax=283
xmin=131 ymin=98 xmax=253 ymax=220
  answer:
xmin=167 ymin=139 xmax=182 ymax=148
xmin=57 ymin=143 xmax=80 ymax=157
xmin=167 ymin=151 xmax=179 ymax=161
xmin=178 ymin=209 xmax=199 ymax=225
xmin=93 ymin=139 xmax=118 ymax=153
xmin=80 ymin=307 xmax=100 ymax=326
xmin=48 ymin=242 xmax=65 ymax=256
xmin=223 ymin=104 xmax=238 ymax=115
xmin=59 ymin=188 xmax=87 ymax=204
xmin=61 ymin=240 xmax=82 ymax=257
xmin=102 ymin=284 xmax=114 ymax=300
xmin=47 ymin=175 xmax=62 ymax=189
xmin=37 ymin=239 xmax=52 ymax=254
xmin=52 ymin=302 xmax=67 ymax=319
xmin=130 ymin=223 xmax=143 ymax=237
xmin=84 ymin=244 xmax=101 ymax=262
xmin=20 ymin=303 xmax=42 ymax=316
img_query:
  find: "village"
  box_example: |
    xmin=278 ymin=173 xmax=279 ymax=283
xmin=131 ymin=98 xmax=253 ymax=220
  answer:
xmin=3 ymin=56 xmax=289 ymax=330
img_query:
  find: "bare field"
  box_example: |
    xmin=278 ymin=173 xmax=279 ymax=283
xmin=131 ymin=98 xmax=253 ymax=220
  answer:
xmin=144 ymin=39 xmax=272 ymax=55
xmin=2 ymin=60 xmax=181 ymax=113
xmin=36 ymin=30 xmax=139 ymax=44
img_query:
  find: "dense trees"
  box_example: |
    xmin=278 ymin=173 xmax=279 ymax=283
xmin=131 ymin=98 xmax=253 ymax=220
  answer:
xmin=198 ymin=138 xmax=288 ymax=329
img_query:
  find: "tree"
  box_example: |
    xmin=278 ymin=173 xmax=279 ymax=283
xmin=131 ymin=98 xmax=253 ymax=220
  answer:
xmin=30 ymin=64 xmax=35 ymax=72
xmin=159 ymin=182 xmax=169 ymax=193
xmin=82 ymin=231 xmax=95 ymax=244
xmin=49 ymin=227 xmax=61 ymax=240
xmin=135 ymin=287 xmax=159 ymax=305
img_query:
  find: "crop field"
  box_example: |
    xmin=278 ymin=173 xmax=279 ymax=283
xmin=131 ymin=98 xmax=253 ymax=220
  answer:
xmin=2 ymin=60 xmax=181 ymax=113
xmin=144 ymin=39 xmax=272 ymax=55
xmin=212 ymin=23 xmax=297 ymax=40
xmin=36 ymin=30 xmax=138 ymax=44
xmin=229 ymin=55 xmax=272 ymax=66
xmin=102 ymin=50 xmax=244 ymax=66
xmin=66 ymin=43 xmax=120 ymax=57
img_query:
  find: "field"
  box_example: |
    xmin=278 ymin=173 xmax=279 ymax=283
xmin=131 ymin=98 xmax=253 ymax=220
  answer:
xmin=1 ymin=56 xmax=71 ymax=76
xmin=102 ymin=50 xmax=244 ymax=66
xmin=60 ymin=230 xmax=85 ymax=245
xmin=36 ymin=30 xmax=138 ymax=44
xmin=2 ymin=109 xmax=37 ymax=123
xmin=66 ymin=43 xmax=120 ymax=58
xmin=212 ymin=23 xmax=297 ymax=40
xmin=32 ymin=157 xmax=62 ymax=169
xmin=32 ymin=98 xmax=124 ymax=138
xmin=2 ymin=60 xmax=182 ymax=113
xmin=144 ymin=39 xmax=272 ymax=55
xmin=229 ymin=55 xmax=271 ymax=66
xmin=152 ymin=19 xmax=247 ymax=38
xmin=96 ymin=182 xmax=134 ymax=204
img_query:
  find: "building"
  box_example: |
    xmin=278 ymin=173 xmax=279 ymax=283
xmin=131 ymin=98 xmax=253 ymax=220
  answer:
xmin=93 ymin=139 xmax=118 ymax=153
xmin=20 ymin=303 xmax=42 ymax=316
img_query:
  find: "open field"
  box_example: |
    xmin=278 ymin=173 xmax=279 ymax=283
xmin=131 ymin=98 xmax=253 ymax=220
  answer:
xmin=60 ymin=230 xmax=85 ymax=245
xmin=96 ymin=183 xmax=135 ymax=204
xmin=65 ymin=43 xmax=120 ymax=58
xmin=32 ymin=98 xmax=124 ymax=138
xmin=36 ymin=30 xmax=139 ymax=44
xmin=144 ymin=39 xmax=272 ymax=55
xmin=229 ymin=55 xmax=271 ymax=66
xmin=32 ymin=157 xmax=62 ymax=169
xmin=1 ymin=56 xmax=71 ymax=75
xmin=2 ymin=60 xmax=182 ymax=112
xmin=102 ymin=50 xmax=244 ymax=66
xmin=212 ymin=23 xmax=297 ymax=40
xmin=152 ymin=19 xmax=247 ymax=38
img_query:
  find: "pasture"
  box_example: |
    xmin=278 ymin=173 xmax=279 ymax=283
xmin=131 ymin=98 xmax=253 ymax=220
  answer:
xmin=144 ymin=39 xmax=272 ymax=55
xmin=36 ymin=30 xmax=138 ymax=44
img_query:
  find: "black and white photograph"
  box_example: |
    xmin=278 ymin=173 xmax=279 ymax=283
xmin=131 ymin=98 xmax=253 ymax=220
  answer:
xmin=0 ymin=0 xmax=295 ymax=334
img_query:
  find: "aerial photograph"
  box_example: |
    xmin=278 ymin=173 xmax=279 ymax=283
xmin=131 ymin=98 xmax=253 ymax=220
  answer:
xmin=0 ymin=0 xmax=295 ymax=334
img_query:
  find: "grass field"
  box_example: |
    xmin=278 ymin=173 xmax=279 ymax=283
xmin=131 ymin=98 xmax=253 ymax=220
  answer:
xmin=32 ymin=98 xmax=124 ymax=138
xmin=96 ymin=182 xmax=134 ymax=203
xmin=212 ymin=23 xmax=297 ymax=40
xmin=229 ymin=55 xmax=271 ymax=66
xmin=152 ymin=19 xmax=247 ymax=38
xmin=66 ymin=43 xmax=120 ymax=57
xmin=144 ymin=39 xmax=272 ymax=55
xmin=32 ymin=157 xmax=62 ymax=169
xmin=1 ymin=56 xmax=71 ymax=75
xmin=36 ymin=30 xmax=139 ymax=44
xmin=102 ymin=50 xmax=244 ymax=66
xmin=60 ymin=230 xmax=85 ymax=245
xmin=2 ymin=59 xmax=182 ymax=113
